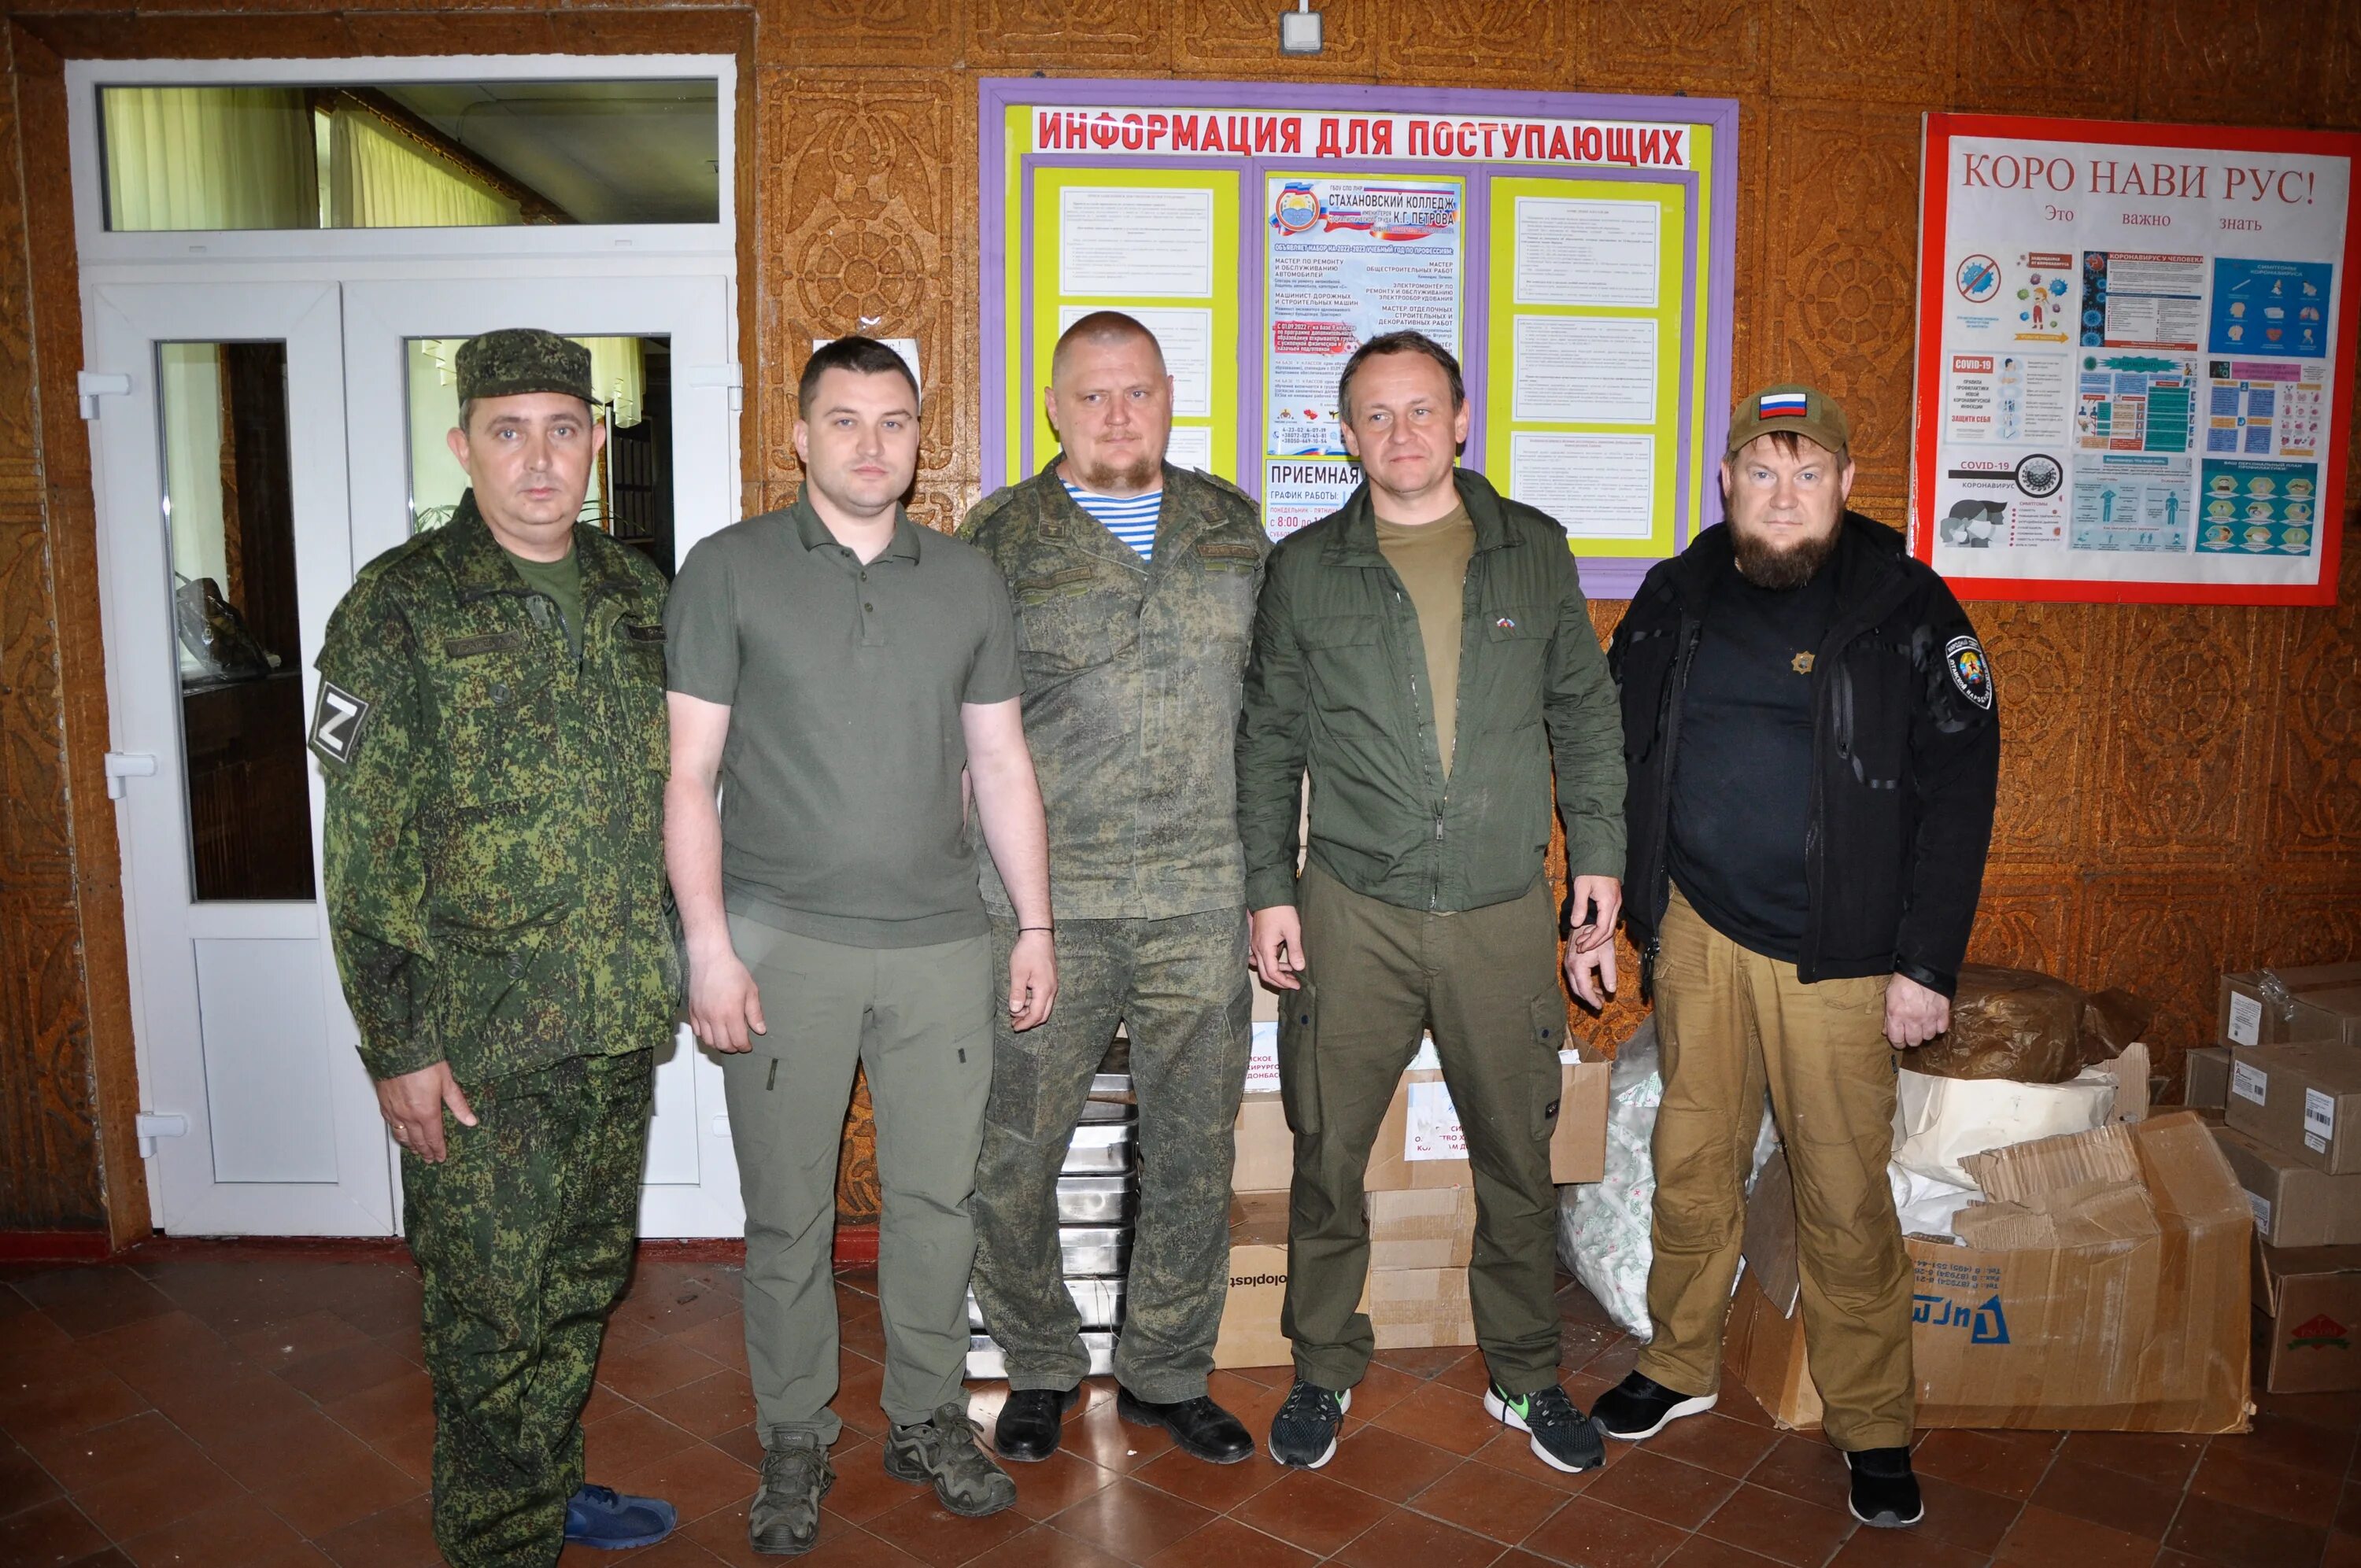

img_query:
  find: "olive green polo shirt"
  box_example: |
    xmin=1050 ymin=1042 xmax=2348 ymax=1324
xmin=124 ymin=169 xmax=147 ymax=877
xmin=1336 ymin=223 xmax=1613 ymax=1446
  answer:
xmin=666 ymin=496 xmax=1023 ymax=948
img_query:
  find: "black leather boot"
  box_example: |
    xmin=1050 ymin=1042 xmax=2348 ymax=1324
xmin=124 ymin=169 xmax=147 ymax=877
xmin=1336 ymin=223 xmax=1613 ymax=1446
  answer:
xmin=1115 ymin=1387 xmax=1254 ymax=1464
xmin=991 ymin=1385 xmax=1081 ymax=1463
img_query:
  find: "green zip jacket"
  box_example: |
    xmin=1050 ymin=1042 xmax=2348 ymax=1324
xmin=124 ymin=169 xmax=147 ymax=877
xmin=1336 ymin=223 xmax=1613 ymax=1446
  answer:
xmin=961 ymin=457 xmax=1269 ymax=920
xmin=1236 ymin=468 xmax=1625 ymax=914
xmin=311 ymin=495 xmax=680 ymax=1085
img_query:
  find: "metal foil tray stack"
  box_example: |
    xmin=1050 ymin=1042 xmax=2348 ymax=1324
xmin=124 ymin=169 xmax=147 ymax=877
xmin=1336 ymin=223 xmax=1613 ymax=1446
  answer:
xmin=967 ymin=1069 xmax=1141 ymax=1381
xmin=1062 ymin=1096 xmax=1137 ymax=1175
xmin=965 ymin=1332 xmax=1116 ymax=1382
xmin=967 ymin=1276 xmax=1125 ymax=1330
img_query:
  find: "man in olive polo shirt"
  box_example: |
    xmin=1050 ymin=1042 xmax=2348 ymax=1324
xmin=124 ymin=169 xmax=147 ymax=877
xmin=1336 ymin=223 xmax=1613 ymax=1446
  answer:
xmin=664 ymin=336 xmax=1057 ymax=1554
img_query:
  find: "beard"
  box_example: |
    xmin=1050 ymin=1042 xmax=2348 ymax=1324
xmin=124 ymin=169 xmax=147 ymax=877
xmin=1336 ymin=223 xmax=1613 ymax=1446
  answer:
xmin=1073 ymin=448 xmax=1162 ymax=493
xmin=1732 ymin=518 xmax=1839 ymax=589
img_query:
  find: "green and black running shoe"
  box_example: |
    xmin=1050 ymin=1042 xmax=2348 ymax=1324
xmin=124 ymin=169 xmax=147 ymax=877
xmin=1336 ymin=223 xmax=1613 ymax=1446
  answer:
xmin=1484 ymin=1382 xmax=1606 ymax=1474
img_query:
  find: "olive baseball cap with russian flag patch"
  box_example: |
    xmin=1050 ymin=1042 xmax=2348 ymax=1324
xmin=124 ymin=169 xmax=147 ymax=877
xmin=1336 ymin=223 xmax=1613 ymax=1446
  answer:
xmin=1724 ymin=382 xmax=1849 ymax=462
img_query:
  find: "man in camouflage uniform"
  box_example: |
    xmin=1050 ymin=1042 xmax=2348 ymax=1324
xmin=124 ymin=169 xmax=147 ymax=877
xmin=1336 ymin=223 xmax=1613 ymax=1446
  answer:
xmin=963 ymin=311 xmax=1269 ymax=1465
xmin=312 ymin=329 xmax=680 ymax=1566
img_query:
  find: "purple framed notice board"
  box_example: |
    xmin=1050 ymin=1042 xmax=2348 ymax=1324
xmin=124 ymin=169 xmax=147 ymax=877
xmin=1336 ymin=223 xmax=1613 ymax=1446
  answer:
xmin=981 ymin=77 xmax=1739 ymax=597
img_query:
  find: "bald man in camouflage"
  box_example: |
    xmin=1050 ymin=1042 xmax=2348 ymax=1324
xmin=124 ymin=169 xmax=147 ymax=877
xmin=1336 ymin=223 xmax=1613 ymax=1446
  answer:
xmin=961 ymin=311 xmax=1268 ymax=1466
xmin=312 ymin=329 xmax=680 ymax=1565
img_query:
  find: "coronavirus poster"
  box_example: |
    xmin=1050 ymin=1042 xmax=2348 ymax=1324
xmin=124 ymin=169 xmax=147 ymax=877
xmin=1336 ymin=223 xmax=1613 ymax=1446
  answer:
xmin=1914 ymin=113 xmax=2359 ymax=604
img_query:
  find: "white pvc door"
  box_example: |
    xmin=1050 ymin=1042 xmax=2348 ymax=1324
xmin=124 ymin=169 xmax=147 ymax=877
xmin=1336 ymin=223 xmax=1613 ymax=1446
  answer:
xmin=342 ymin=276 xmax=745 ymax=1238
xmin=87 ymin=281 xmax=392 ymax=1236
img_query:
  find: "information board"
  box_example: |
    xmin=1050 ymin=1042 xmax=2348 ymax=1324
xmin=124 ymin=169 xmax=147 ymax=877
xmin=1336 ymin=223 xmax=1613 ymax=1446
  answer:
xmin=982 ymin=81 xmax=1738 ymax=596
xmin=1913 ymin=113 xmax=2360 ymax=605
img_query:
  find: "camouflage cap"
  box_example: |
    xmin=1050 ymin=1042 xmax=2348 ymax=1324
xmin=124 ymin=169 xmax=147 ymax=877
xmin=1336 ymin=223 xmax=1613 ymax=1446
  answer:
xmin=456 ymin=328 xmax=593 ymax=406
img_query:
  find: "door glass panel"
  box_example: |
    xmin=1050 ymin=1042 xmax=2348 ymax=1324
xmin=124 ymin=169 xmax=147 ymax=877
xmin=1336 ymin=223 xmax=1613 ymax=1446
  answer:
xmin=406 ymin=334 xmax=676 ymax=576
xmin=157 ymin=341 xmax=317 ymax=901
xmin=100 ymin=80 xmax=720 ymax=231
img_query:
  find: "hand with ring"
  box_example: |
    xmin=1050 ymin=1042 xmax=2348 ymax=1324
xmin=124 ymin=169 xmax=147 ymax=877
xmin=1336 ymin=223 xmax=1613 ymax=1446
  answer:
xmin=374 ymin=1061 xmax=478 ymax=1164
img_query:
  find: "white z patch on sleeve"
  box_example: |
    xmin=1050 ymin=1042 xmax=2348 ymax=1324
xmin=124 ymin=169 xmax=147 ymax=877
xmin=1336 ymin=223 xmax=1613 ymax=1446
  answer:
xmin=311 ymin=681 xmax=372 ymax=763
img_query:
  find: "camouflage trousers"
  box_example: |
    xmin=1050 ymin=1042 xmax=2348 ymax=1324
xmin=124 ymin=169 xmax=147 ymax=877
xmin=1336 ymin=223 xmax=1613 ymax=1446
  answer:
xmin=405 ymin=1050 xmax=652 ymax=1568
xmin=971 ymin=909 xmax=1251 ymax=1401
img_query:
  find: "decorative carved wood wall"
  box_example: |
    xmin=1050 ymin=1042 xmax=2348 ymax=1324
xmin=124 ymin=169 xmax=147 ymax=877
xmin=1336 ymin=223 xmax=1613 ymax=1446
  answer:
xmin=2 ymin=0 xmax=2355 ymax=1233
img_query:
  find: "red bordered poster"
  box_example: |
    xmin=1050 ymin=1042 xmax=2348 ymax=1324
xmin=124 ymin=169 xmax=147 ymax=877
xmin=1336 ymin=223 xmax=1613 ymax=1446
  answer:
xmin=1912 ymin=113 xmax=2359 ymax=605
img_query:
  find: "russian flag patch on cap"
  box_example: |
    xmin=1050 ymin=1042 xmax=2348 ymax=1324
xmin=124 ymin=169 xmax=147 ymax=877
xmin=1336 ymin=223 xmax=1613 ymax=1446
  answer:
xmin=1760 ymin=390 xmax=1811 ymax=419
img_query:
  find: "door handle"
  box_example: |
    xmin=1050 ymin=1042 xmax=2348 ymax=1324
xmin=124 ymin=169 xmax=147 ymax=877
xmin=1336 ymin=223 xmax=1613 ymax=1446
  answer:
xmin=104 ymin=751 xmax=157 ymax=799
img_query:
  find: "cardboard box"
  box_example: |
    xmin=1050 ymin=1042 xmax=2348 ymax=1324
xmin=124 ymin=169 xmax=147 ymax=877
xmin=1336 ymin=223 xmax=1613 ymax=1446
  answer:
xmin=2254 ymin=1240 xmax=2361 ymax=1393
xmin=1232 ymin=1093 xmax=1292 ymax=1194
xmin=2215 ymin=1123 xmax=2361 ymax=1248
xmin=1214 ymin=1192 xmax=1295 ymax=1369
xmin=2185 ymin=1046 xmax=2232 ymax=1111
xmin=1214 ymin=1192 xmax=1371 ymax=1369
xmin=2220 ymin=963 xmax=2361 ymax=1050
xmin=1729 ymin=1112 xmax=2251 ymax=1433
xmin=1368 ymin=1265 xmax=1477 ymax=1350
xmin=1362 ymin=1061 xmax=1609 ymax=1191
xmin=2225 ymin=1042 xmax=2361 ymax=1174
xmin=1368 ymin=1186 xmax=1477 ymax=1271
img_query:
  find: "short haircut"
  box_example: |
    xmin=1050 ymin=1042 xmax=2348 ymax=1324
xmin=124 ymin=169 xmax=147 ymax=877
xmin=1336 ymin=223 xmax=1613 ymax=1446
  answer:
xmin=798 ymin=334 xmax=919 ymax=415
xmin=1050 ymin=310 xmax=1166 ymax=383
xmin=1337 ymin=330 xmax=1465 ymax=422
xmin=1738 ymin=429 xmax=1850 ymax=466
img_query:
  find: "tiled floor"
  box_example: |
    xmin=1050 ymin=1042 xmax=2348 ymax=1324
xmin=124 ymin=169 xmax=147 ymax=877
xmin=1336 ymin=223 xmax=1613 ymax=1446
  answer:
xmin=2 ymin=1245 xmax=2355 ymax=1568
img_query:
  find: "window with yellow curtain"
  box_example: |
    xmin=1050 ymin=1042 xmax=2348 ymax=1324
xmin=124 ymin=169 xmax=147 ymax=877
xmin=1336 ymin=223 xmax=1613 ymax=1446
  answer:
xmin=323 ymin=109 xmax=523 ymax=229
xmin=103 ymin=87 xmax=317 ymax=231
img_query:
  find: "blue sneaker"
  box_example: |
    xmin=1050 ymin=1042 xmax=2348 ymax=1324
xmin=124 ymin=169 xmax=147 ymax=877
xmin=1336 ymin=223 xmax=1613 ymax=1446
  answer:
xmin=563 ymin=1484 xmax=678 ymax=1550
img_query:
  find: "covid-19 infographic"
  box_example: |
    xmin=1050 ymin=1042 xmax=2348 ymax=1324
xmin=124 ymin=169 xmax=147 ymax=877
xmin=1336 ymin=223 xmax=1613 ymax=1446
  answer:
xmin=1914 ymin=113 xmax=2359 ymax=605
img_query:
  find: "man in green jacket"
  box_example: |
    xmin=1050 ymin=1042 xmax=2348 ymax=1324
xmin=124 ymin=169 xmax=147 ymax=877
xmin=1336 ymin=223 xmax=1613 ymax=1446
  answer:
xmin=313 ymin=329 xmax=678 ymax=1566
xmin=1236 ymin=330 xmax=1624 ymax=1477
xmin=962 ymin=312 xmax=1269 ymax=1467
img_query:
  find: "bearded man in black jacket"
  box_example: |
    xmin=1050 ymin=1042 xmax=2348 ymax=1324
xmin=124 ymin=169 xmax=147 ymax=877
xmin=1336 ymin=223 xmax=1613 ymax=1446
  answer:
xmin=1594 ymin=385 xmax=1999 ymax=1533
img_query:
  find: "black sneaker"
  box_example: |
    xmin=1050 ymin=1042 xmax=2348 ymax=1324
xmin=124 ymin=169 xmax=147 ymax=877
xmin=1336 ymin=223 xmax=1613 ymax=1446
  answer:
xmin=1483 ymin=1382 xmax=1605 ymax=1474
xmin=1591 ymin=1370 xmax=1717 ymax=1441
xmin=1846 ymin=1446 xmax=1924 ymax=1528
xmin=1267 ymin=1380 xmax=1351 ymax=1469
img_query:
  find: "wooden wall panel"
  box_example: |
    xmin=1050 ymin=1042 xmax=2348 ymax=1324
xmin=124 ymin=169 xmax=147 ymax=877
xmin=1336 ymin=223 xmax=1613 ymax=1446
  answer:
xmin=1757 ymin=103 xmax=1922 ymax=515
xmin=0 ymin=28 xmax=105 ymax=1232
xmin=2 ymin=0 xmax=2356 ymax=1234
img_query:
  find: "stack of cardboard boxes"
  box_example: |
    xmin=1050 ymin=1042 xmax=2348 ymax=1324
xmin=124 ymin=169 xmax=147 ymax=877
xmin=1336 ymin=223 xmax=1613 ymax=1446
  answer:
xmin=2197 ymin=964 xmax=2361 ymax=1393
xmin=1214 ymin=981 xmax=1610 ymax=1368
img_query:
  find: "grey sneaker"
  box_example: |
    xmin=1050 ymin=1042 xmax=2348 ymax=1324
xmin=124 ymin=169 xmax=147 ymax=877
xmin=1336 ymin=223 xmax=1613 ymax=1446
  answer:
xmin=882 ymin=1402 xmax=1018 ymax=1518
xmin=749 ymin=1430 xmax=833 ymax=1555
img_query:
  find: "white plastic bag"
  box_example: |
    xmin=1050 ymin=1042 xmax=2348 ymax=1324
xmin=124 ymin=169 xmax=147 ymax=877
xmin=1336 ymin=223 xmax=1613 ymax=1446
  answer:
xmin=1558 ymin=1021 xmax=1665 ymax=1339
xmin=1556 ymin=1020 xmax=1780 ymax=1341
xmin=1890 ymin=1065 xmax=2117 ymax=1188
xmin=1888 ymin=1164 xmax=1980 ymax=1240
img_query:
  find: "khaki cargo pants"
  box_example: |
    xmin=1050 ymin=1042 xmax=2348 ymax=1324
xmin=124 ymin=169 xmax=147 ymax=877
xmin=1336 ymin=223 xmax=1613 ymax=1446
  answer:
xmin=1637 ymin=887 xmax=1913 ymax=1452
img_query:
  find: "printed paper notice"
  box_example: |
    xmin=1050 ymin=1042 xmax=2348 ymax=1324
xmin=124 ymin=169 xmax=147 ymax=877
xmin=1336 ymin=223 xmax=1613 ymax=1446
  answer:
xmin=1265 ymin=176 xmax=1462 ymax=456
xmin=1510 ymin=432 xmax=1655 ymax=539
xmin=1246 ymin=1020 xmax=1280 ymax=1095
xmin=1166 ymin=424 xmax=1215 ymax=474
xmin=1918 ymin=119 xmax=2352 ymax=597
xmin=1511 ymin=316 xmax=1657 ymax=423
xmin=1263 ymin=456 xmax=1360 ymax=540
xmin=1404 ymin=1081 xmax=1467 ymax=1161
xmin=1059 ymin=186 xmax=1215 ymax=299
xmin=1057 ymin=304 xmax=1214 ymax=419
xmin=1513 ymin=196 xmax=1661 ymax=309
